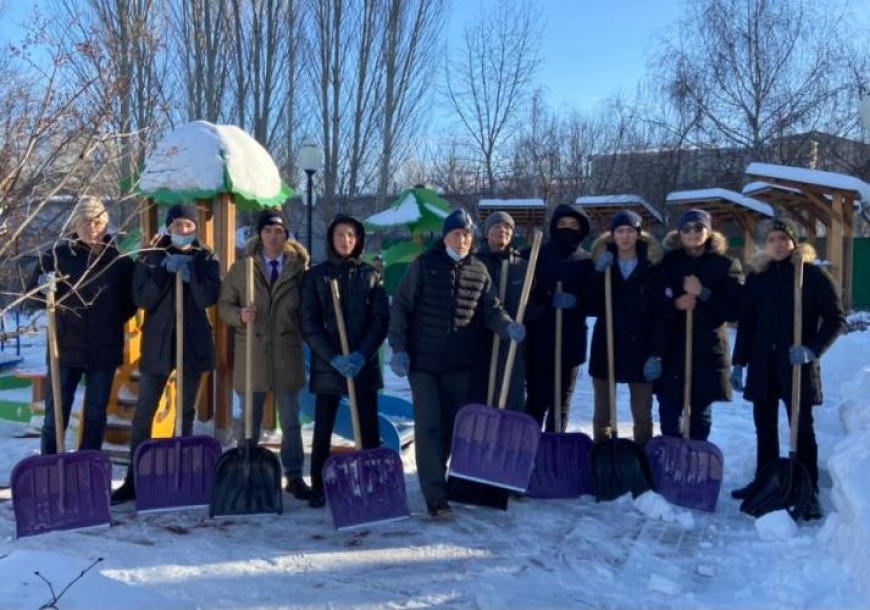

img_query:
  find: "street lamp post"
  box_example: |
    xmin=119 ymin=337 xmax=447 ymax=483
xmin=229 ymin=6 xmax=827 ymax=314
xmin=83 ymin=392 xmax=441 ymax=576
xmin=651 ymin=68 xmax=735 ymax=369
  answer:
xmin=298 ymin=137 xmax=324 ymax=256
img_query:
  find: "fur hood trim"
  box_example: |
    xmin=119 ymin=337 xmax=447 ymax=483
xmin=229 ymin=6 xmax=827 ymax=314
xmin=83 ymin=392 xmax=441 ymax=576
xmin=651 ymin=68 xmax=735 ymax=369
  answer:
xmin=590 ymin=231 xmax=663 ymax=265
xmin=747 ymin=242 xmax=816 ymax=273
xmin=662 ymin=229 xmax=728 ymax=255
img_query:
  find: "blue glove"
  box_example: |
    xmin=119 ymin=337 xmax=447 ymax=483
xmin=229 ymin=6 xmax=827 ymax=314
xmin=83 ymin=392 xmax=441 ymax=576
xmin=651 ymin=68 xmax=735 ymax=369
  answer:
xmin=552 ymin=292 xmax=577 ymax=309
xmin=162 ymin=254 xmax=193 ymax=283
xmin=330 ymin=354 xmax=350 ymax=376
xmin=643 ymin=356 xmax=662 ymax=382
xmin=345 ymin=352 xmax=365 ymax=378
xmin=731 ymin=365 xmax=744 ymax=392
xmin=595 ymin=251 xmax=614 ymax=273
xmin=390 ymin=351 xmax=410 ymax=377
xmin=789 ymin=345 xmax=816 ymax=365
xmin=505 ymin=321 xmax=526 ymax=343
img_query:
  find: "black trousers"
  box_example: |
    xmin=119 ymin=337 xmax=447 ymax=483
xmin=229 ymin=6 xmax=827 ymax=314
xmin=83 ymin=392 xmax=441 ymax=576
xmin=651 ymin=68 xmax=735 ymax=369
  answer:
xmin=525 ymin=365 xmax=579 ymax=432
xmin=309 ymin=389 xmax=380 ymax=491
xmin=752 ymin=365 xmax=819 ymax=488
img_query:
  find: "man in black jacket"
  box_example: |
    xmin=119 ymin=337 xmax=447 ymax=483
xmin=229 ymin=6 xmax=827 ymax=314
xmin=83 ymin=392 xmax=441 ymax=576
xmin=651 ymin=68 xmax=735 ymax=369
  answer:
xmin=388 ymin=209 xmax=524 ymax=518
xmin=27 ymin=196 xmax=137 ymax=454
xmin=111 ymin=204 xmax=221 ymax=504
xmin=731 ymin=219 xmax=845 ymax=520
xmin=300 ymin=214 xmax=389 ymax=508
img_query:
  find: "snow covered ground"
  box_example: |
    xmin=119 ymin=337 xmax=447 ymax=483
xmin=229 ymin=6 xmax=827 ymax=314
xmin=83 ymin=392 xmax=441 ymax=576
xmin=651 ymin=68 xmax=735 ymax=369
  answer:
xmin=0 ymin=321 xmax=868 ymax=609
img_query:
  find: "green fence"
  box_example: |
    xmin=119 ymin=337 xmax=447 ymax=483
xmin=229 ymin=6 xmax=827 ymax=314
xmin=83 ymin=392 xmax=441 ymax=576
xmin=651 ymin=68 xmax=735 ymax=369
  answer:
xmin=853 ymin=238 xmax=870 ymax=311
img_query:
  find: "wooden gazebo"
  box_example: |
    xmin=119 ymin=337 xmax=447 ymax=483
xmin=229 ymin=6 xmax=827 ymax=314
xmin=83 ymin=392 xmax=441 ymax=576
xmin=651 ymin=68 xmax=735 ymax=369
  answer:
xmin=743 ymin=162 xmax=870 ymax=310
xmin=666 ymin=188 xmax=774 ymax=262
xmin=574 ymin=194 xmax=663 ymax=234
xmin=477 ymin=198 xmax=546 ymax=235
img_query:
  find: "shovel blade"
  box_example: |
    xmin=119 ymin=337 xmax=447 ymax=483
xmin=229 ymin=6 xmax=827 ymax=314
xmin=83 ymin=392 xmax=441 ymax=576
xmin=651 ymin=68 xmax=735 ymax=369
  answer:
xmin=446 ymin=476 xmax=510 ymax=510
xmin=12 ymin=451 xmax=112 ymax=538
xmin=740 ymin=457 xmax=812 ymax=519
xmin=645 ymin=436 xmax=724 ymax=512
xmin=591 ymin=438 xmax=654 ymax=502
xmin=323 ymin=448 xmax=410 ymax=531
xmin=209 ymin=441 xmax=283 ymax=517
xmin=448 ymin=404 xmax=541 ymax=492
xmin=527 ymin=432 xmax=594 ymax=499
xmin=134 ymin=436 xmax=223 ymax=513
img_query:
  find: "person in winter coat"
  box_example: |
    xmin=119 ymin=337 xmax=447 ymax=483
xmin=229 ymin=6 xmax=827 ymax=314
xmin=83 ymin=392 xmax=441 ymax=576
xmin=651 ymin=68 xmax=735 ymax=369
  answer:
xmin=111 ymin=204 xmax=221 ymax=504
xmin=218 ymin=209 xmax=311 ymax=501
xmin=646 ymin=209 xmax=743 ymax=442
xmin=587 ymin=210 xmax=662 ymax=448
xmin=524 ymin=203 xmax=593 ymax=432
xmin=300 ymin=214 xmax=389 ymax=508
xmin=27 ymin=196 xmax=137 ymax=455
xmin=388 ymin=209 xmax=525 ymax=518
xmin=474 ymin=211 xmax=529 ymax=412
xmin=730 ymin=219 xmax=845 ymax=520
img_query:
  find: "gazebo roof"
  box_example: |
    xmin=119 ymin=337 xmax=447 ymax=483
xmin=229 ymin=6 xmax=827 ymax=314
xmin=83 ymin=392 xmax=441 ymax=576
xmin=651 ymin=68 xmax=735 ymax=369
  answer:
xmin=574 ymin=194 xmax=663 ymax=230
xmin=745 ymin=162 xmax=870 ymax=202
xmin=477 ymin=198 xmax=547 ymax=230
xmin=666 ymin=188 xmax=774 ymax=219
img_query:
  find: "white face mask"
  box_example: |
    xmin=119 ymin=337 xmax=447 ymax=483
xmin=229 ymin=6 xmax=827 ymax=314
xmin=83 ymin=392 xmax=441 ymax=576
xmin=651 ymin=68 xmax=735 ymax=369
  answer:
xmin=171 ymin=234 xmax=196 ymax=248
xmin=445 ymin=246 xmax=466 ymax=262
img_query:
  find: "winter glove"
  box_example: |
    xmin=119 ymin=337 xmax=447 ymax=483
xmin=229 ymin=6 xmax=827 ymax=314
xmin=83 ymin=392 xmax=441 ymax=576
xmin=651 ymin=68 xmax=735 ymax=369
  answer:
xmin=330 ymin=354 xmax=351 ymax=376
xmin=552 ymin=292 xmax=577 ymax=309
xmin=390 ymin=351 xmax=410 ymax=378
xmin=731 ymin=365 xmax=744 ymax=392
xmin=789 ymin=345 xmax=816 ymax=365
xmin=345 ymin=352 xmax=365 ymax=378
xmin=505 ymin=321 xmax=526 ymax=343
xmin=643 ymin=356 xmax=662 ymax=382
xmin=595 ymin=250 xmax=614 ymax=273
xmin=37 ymin=272 xmax=58 ymax=295
xmin=162 ymin=254 xmax=193 ymax=283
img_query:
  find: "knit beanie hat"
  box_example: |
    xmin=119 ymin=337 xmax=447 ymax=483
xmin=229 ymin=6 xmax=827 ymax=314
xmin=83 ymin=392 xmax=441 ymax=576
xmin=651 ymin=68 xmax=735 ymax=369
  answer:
xmin=765 ymin=218 xmax=799 ymax=245
xmin=484 ymin=211 xmax=515 ymax=234
xmin=73 ymin=196 xmax=107 ymax=224
xmin=165 ymin=203 xmax=197 ymax=227
xmin=442 ymin=209 xmax=475 ymax=236
xmin=678 ymin=209 xmax=712 ymax=231
xmin=610 ymin=210 xmax=642 ymax=233
xmin=256 ymin=208 xmax=289 ymax=237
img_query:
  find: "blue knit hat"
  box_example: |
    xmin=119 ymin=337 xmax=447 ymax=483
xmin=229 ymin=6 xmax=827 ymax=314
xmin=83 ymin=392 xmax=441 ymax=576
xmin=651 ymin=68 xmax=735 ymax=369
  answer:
xmin=610 ymin=210 xmax=642 ymax=233
xmin=678 ymin=209 xmax=712 ymax=231
xmin=442 ymin=209 xmax=475 ymax=236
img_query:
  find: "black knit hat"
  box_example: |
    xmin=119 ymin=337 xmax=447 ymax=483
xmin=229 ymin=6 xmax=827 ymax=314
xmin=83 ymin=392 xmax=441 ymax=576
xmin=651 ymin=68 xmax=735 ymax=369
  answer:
xmin=610 ymin=210 xmax=642 ymax=233
xmin=442 ymin=209 xmax=475 ymax=236
xmin=765 ymin=218 xmax=799 ymax=245
xmin=678 ymin=209 xmax=712 ymax=231
xmin=256 ymin=208 xmax=289 ymax=237
xmin=165 ymin=204 xmax=197 ymax=227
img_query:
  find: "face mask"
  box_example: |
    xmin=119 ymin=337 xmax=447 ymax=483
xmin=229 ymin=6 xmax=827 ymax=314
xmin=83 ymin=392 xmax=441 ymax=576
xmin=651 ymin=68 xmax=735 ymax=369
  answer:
xmin=553 ymin=227 xmax=582 ymax=247
xmin=445 ymin=246 xmax=466 ymax=262
xmin=171 ymin=234 xmax=196 ymax=248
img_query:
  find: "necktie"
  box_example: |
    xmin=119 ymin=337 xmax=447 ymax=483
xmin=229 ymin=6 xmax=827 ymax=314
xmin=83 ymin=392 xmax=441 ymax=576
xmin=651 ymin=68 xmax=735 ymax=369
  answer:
xmin=269 ymin=260 xmax=279 ymax=287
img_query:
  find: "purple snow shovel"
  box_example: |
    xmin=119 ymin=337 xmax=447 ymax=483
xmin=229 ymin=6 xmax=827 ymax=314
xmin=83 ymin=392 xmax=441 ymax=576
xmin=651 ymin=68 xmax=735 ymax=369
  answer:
xmin=645 ymin=310 xmax=724 ymax=512
xmin=448 ymin=231 xmax=543 ymax=493
xmin=527 ymin=281 xmax=594 ymax=499
xmin=136 ymin=271 xmax=222 ymax=513
xmin=323 ymin=279 xmax=410 ymax=530
xmin=12 ymin=276 xmax=112 ymax=537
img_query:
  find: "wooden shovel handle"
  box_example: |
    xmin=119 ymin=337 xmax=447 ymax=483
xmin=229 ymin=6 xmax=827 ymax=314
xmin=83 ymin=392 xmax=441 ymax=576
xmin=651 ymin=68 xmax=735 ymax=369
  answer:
xmin=682 ymin=310 xmax=693 ymax=439
xmin=245 ymin=257 xmax=254 ymax=442
xmin=46 ymin=287 xmax=64 ymax=453
xmin=487 ymin=259 xmax=510 ymax=405
xmin=605 ymin=267 xmax=617 ymax=436
xmin=175 ymin=271 xmax=184 ymax=437
xmin=330 ymin=279 xmax=362 ymax=450
xmin=790 ymin=251 xmax=804 ymax=454
xmin=553 ymin=281 xmax=563 ymax=433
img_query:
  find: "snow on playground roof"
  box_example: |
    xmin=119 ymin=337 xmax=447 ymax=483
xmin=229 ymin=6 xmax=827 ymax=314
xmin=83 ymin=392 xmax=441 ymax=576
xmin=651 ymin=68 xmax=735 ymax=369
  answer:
xmin=746 ymin=162 xmax=870 ymax=202
xmin=575 ymin=194 xmax=663 ymax=222
xmin=368 ymin=193 xmax=425 ymax=226
xmin=478 ymin=198 xmax=546 ymax=208
xmin=139 ymin=120 xmax=292 ymax=210
xmin=666 ymin=188 xmax=774 ymax=217
xmin=742 ymin=181 xmax=802 ymax=196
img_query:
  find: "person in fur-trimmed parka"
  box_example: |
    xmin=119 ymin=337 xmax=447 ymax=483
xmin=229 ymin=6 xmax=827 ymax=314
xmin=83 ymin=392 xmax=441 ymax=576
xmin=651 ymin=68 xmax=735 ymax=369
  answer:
xmin=646 ymin=209 xmax=743 ymax=442
xmin=587 ymin=210 xmax=662 ymax=447
xmin=730 ymin=219 xmax=845 ymax=520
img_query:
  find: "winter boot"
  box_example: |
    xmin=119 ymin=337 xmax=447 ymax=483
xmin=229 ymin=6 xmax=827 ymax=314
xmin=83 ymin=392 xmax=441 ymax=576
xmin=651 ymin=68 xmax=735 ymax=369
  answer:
xmin=801 ymin=488 xmax=822 ymax=521
xmin=110 ymin=476 xmax=136 ymax=505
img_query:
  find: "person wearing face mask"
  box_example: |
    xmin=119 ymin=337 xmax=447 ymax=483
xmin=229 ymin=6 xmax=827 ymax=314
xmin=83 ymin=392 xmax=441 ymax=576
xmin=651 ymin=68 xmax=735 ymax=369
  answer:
xmin=646 ymin=209 xmax=743 ymax=445
xmin=730 ymin=219 xmax=844 ymax=520
xmin=219 ymin=209 xmax=311 ymax=503
xmin=474 ymin=211 xmax=529 ymax=412
xmin=26 ymin=196 xmax=137 ymax=455
xmin=388 ymin=209 xmax=524 ymax=518
xmin=111 ymin=203 xmax=221 ymax=505
xmin=300 ymin=214 xmax=389 ymax=508
xmin=523 ymin=203 xmax=593 ymax=433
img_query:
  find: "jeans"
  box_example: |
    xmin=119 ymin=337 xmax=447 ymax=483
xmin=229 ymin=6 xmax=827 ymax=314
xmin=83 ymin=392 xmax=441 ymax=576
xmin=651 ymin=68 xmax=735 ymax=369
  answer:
xmin=41 ymin=364 xmax=116 ymax=454
xmin=240 ymin=390 xmax=305 ymax=479
xmin=591 ymin=377 xmax=653 ymax=447
xmin=657 ymin=395 xmax=712 ymax=441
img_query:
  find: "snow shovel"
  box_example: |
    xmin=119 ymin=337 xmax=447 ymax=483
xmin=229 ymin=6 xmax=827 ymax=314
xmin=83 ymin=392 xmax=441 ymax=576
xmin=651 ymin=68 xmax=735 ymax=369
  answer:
xmin=741 ymin=252 xmax=811 ymax=520
xmin=323 ymin=278 xmax=410 ymax=530
xmin=591 ymin=267 xmax=653 ymax=501
xmin=448 ymin=231 xmax=543 ymax=493
xmin=527 ymin=281 xmax=594 ymax=499
xmin=12 ymin=275 xmax=112 ymax=537
xmin=210 ymin=257 xmax=283 ymax=517
xmin=646 ymin=310 xmax=724 ymax=512
xmin=487 ymin=260 xmax=510 ymax=405
xmin=135 ymin=271 xmax=222 ymax=513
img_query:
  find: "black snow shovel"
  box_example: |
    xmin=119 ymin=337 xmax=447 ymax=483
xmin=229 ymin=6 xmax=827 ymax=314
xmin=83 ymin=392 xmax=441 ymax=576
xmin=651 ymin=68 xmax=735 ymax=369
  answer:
xmin=741 ymin=251 xmax=811 ymax=519
xmin=210 ymin=257 xmax=283 ymax=517
xmin=12 ymin=274 xmax=113 ymax=537
xmin=645 ymin=310 xmax=724 ymax=512
xmin=323 ymin=279 xmax=410 ymax=530
xmin=591 ymin=266 xmax=653 ymax=501
xmin=135 ymin=271 xmax=222 ymax=513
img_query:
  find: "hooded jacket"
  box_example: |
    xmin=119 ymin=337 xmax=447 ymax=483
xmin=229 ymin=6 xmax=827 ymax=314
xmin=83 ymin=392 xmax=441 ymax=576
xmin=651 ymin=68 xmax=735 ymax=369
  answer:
xmin=218 ymin=234 xmax=310 ymax=392
xmin=732 ymin=244 xmax=845 ymax=406
xmin=300 ymin=215 xmax=389 ymax=395
xmin=587 ymin=231 xmax=663 ymax=383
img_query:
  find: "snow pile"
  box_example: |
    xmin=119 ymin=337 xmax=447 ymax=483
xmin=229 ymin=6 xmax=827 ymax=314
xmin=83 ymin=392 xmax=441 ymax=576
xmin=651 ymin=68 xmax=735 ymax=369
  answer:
xmin=754 ymin=510 xmax=798 ymax=541
xmin=633 ymin=490 xmax=694 ymax=528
